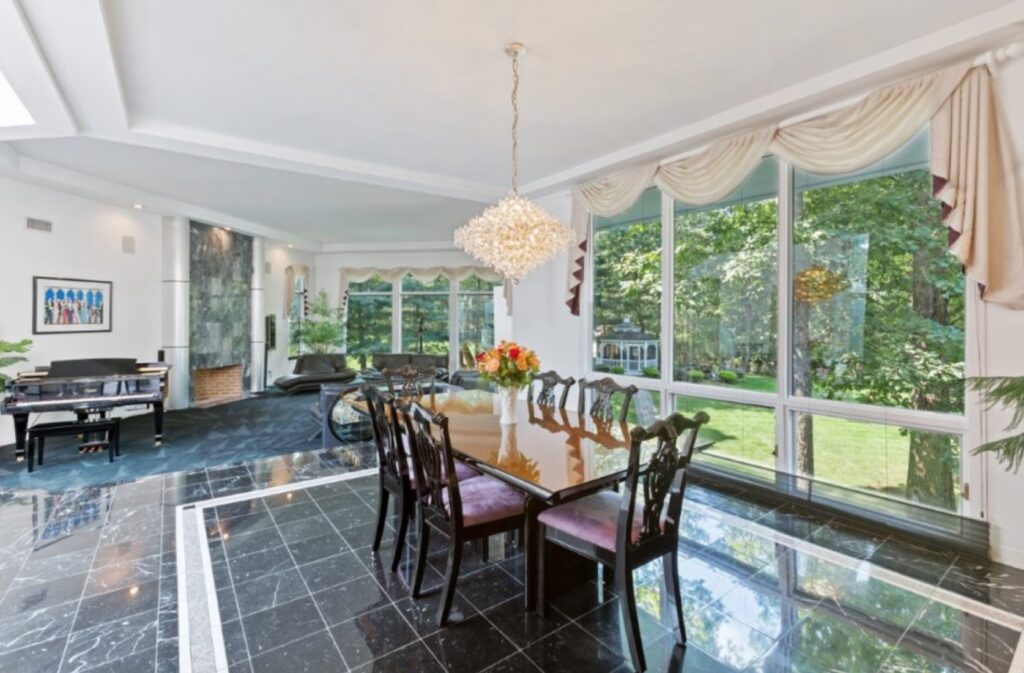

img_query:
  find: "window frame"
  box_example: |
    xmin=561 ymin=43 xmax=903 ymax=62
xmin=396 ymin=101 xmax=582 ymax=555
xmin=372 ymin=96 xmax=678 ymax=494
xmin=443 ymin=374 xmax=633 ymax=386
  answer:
xmin=583 ymin=157 xmax=980 ymax=519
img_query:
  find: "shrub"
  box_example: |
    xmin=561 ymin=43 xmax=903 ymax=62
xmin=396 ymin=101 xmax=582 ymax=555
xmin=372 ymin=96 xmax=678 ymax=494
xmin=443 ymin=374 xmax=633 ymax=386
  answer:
xmin=610 ymin=366 xmax=626 ymax=375
xmin=718 ymin=370 xmax=739 ymax=384
xmin=642 ymin=366 xmax=659 ymax=379
xmin=687 ymin=369 xmax=705 ymax=382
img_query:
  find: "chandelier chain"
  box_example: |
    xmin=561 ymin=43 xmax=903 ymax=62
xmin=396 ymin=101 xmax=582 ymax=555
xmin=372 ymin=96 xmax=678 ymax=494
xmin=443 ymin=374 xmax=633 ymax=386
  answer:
xmin=510 ymin=49 xmax=519 ymax=195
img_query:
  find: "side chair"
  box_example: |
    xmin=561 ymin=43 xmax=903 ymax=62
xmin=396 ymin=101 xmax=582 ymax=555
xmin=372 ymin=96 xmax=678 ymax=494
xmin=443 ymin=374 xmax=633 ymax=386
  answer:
xmin=536 ymin=411 xmax=709 ymax=672
xmin=527 ymin=370 xmax=576 ymax=409
xmin=402 ymin=402 xmax=526 ymax=626
xmin=577 ymin=376 xmax=638 ymax=423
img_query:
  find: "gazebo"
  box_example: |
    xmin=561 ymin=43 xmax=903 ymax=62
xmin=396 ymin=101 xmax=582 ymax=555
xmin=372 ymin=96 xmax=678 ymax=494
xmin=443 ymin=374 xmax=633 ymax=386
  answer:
xmin=595 ymin=318 xmax=659 ymax=375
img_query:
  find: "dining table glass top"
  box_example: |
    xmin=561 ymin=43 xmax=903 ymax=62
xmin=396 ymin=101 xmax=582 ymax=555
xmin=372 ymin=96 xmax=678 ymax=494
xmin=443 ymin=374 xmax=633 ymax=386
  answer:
xmin=345 ymin=388 xmax=662 ymax=501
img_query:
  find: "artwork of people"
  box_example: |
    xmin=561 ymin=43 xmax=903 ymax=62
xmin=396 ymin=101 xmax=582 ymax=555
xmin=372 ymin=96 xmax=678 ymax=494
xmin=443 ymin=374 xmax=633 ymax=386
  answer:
xmin=33 ymin=277 xmax=113 ymax=334
xmin=42 ymin=287 xmax=106 ymax=325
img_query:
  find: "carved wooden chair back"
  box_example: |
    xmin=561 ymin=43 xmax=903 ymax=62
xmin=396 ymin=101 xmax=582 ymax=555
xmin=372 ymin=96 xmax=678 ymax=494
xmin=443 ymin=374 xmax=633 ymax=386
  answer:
xmin=383 ymin=364 xmax=436 ymax=399
xmin=577 ymin=377 xmax=638 ymax=423
xmin=618 ymin=411 xmax=708 ymax=551
xmin=402 ymin=402 xmax=460 ymax=530
xmin=363 ymin=385 xmax=408 ymax=486
xmin=527 ymin=370 xmax=576 ymax=409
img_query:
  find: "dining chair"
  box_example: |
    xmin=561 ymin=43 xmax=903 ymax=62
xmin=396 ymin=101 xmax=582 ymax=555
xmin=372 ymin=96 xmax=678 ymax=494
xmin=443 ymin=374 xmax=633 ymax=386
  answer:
xmin=383 ymin=364 xmax=437 ymax=399
xmin=364 ymin=385 xmax=479 ymax=572
xmin=402 ymin=402 xmax=526 ymax=626
xmin=536 ymin=411 xmax=709 ymax=672
xmin=527 ymin=370 xmax=576 ymax=409
xmin=577 ymin=376 xmax=639 ymax=423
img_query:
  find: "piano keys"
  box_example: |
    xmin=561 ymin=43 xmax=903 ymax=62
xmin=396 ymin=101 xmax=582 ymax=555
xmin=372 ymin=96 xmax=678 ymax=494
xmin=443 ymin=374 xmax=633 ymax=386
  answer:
xmin=2 ymin=358 xmax=170 ymax=461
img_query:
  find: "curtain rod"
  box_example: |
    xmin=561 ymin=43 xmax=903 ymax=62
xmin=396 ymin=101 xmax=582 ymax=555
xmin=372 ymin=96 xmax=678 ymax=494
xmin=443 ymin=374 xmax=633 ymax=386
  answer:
xmin=657 ymin=40 xmax=1024 ymax=169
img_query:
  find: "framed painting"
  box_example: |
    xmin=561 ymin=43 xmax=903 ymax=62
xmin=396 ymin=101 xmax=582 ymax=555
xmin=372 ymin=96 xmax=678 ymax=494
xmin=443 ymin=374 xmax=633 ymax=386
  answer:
xmin=33 ymin=277 xmax=113 ymax=334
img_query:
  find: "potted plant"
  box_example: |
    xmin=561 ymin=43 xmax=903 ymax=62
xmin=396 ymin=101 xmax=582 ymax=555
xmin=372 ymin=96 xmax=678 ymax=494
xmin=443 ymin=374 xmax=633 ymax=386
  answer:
xmin=0 ymin=337 xmax=32 ymax=389
xmin=475 ymin=341 xmax=540 ymax=424
xmin=969 ymin=377 xmax=1024 ymax=472
xmin=293 ymin=290 xmax=345 ymax=354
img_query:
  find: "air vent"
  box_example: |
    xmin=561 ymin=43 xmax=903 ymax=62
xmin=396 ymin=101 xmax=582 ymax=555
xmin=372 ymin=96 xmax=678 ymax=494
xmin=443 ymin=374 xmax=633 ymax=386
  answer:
xmin=122 ymin=235 xmax=136 ymax=254
xmin=264 ymin=261 xmax=272 ymax=274
xmin=26 ymin=217 xmax=52 ymax=233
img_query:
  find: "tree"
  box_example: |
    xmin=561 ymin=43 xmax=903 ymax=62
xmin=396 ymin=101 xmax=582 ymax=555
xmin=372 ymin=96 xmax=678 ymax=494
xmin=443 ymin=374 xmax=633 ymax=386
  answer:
xmin=293 ymin=290 xmax=345 ymax=354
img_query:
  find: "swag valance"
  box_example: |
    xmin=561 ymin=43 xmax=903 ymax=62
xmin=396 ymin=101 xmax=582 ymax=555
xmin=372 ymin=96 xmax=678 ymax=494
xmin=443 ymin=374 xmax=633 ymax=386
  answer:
xmin=339 ymin=266 xmax=510 ymax=313
xmin=566 ymin=61 xmax=1024 ymax=313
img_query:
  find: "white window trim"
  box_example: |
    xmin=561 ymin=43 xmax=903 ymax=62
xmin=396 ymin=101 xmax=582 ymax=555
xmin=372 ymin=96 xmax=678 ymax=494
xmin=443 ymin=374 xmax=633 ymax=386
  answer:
xmin=582 ymin=158 xmax=979 ymax=519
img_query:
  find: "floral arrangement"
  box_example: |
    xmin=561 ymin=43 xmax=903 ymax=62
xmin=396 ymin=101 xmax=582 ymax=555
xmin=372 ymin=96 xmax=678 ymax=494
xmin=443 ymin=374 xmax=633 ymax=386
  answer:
xmin=475 ymin=341 xmax=540 ymax=389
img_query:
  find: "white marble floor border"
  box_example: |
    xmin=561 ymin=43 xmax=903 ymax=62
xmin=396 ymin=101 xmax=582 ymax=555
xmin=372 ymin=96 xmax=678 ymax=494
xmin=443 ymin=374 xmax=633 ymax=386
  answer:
xmin=176 ymin=468 xmax=378 ymax=673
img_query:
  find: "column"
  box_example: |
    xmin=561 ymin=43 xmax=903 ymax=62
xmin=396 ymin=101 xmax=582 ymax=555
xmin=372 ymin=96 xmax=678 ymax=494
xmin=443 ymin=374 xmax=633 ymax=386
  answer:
xmin=162 ymin=216 xmax=190 ymax=410
xmin=251 ymin=236 xmax=266 ymax=393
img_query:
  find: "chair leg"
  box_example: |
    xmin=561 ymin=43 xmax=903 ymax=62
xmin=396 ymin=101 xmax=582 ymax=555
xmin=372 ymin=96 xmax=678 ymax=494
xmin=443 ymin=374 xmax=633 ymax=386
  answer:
xmin=663 ymin=551 xmax=686 ymax=645
xmin=411 ymin=513 xmax=430 ymax=598
xmin=372 ymin=487 xmax=390 ymax=552
xmin=391 ymin=497 xmax=412 ymax=572
xmin=537 ymin=524 xmax=547 ymax=617
xmin=616 ymin=563 xmax=646 ymax=673
xmin=114 ymin=425 xmax=121 ymax=456
xmin=27 ymin=437 xmax=35 ymax=473
xmin=438 ymin=538 xmax=463 ymax=627
xmin=108 ymin=430 xmax=115 ymax=463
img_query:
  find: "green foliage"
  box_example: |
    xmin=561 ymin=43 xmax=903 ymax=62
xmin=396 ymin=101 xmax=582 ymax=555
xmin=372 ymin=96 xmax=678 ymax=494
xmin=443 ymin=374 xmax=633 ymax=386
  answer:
xmin=968 ymin=377 xmax=1024 ymax=473
xmin=717 ymin=370 xmax=739 ymax=384
xmin=641 ymin=366 xmax=659 ymax=379
xmin=0 ymin=338 xmax=32 ymax=386
xmin=610 ymin=366 xmax=625 ymax=375
xmin=293 ymin=290 xmax=345 ymax=354
xmin=687 ymin=369 xmax=705 ymax=382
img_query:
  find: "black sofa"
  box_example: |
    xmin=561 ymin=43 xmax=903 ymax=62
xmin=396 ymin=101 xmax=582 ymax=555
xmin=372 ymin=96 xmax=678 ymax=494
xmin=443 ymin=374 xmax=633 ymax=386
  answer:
xmin=274 ymin=353 xmax=358 ymax=394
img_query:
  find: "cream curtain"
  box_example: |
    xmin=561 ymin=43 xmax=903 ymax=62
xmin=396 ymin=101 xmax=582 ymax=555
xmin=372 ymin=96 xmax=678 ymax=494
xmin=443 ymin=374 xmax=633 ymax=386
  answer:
xmin=566 ymin=60 xmax=1024 ymax=313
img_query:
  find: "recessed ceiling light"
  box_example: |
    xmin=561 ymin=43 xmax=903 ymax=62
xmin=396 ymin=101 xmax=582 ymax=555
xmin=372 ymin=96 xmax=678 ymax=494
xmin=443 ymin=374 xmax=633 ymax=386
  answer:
xmin=0 ymin=67 xmax=33 ymax=128
xmin=132 ymin=203 xmax=144 ymax=210
xmin=224 ymin=227 xmax=232 ymax=231
xmin=287 ymin=244 xmax=294 ymax=248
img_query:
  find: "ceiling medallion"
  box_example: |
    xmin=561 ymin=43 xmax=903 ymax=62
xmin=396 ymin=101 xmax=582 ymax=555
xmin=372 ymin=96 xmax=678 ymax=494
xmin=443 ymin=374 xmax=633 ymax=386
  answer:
xmin=454 ymin=42 xmax=572 ymax=283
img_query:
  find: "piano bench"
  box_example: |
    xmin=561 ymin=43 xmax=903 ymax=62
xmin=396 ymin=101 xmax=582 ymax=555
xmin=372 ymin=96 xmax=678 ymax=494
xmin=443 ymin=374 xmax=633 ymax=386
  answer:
xmin=27 ymin=418 xmax=121 ymax=472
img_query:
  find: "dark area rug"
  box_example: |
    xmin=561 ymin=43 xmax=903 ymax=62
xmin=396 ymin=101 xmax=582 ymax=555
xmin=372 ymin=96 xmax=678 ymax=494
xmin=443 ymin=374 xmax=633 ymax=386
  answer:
xmin=0 ymin=390 xmax=350 ymax=491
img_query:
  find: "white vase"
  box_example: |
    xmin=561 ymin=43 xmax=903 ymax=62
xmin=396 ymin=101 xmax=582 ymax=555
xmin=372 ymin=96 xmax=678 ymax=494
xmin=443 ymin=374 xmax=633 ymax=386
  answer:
xmin=498 ymin=386 xmax=519 ymax=425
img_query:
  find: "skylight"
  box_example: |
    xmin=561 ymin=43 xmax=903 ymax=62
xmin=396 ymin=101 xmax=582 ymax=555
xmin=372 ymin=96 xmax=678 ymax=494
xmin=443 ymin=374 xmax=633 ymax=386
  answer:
xmin=0 ymin=67 xmax=33 ymax=127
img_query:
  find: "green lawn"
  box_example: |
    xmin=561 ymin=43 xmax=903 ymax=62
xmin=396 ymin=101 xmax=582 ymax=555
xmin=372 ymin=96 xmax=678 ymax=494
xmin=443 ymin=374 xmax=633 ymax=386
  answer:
xmin=675 ymin=396 xmax=956 ymax=505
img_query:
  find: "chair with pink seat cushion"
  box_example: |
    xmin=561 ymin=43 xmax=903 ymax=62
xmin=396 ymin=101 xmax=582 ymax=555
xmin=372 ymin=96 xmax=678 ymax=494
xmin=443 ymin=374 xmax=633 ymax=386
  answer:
xmin=402 ymin=402 xmax=525 ymax=627
xmin=365 ymin=386 xmax=480 ymax=575
xmin=536 ymin=411 xmax=709 ymax=673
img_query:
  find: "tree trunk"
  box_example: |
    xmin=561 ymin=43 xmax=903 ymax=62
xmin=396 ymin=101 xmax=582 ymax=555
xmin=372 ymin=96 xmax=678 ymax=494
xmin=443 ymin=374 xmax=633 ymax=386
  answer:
xmin=792 ymin=299 xmax=814 ymax=476
xmin=906 ymin=246 xmax=955 ymax=509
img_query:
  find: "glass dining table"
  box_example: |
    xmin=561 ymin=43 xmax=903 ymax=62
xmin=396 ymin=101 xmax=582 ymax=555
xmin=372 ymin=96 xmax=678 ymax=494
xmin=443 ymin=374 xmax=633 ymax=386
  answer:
xmin=342 ymin=387 xmax=672 ymax=610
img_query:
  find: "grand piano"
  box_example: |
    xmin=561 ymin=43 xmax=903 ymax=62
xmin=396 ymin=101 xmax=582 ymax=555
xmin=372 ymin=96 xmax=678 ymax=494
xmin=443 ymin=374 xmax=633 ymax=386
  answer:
xmin=2 ymin=358 xmax=170 ymax=460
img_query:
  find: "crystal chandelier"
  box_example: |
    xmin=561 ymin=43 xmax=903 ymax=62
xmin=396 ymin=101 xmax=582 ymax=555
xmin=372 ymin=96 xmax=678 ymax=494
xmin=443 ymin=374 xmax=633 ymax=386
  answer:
xmin=454 ymin=43 xmax=572 ymax=283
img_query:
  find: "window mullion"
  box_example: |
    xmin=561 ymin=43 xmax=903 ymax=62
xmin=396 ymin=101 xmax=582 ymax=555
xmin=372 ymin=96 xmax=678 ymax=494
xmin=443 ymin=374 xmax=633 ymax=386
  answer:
xmin=660 ymin=191 xmax=674 ymax=417
xmin=392 ymin=286 xmax=401 ymax=353
xmin=776 ymin=160 xmax=794 ymax=476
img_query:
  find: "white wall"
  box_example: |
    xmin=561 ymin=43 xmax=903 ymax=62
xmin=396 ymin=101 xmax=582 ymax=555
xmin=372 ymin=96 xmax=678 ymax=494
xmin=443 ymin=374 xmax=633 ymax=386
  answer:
xmin=263 ymin=243 xmax=316 ymax=383
xmin=510 ymin=191 xmax=586 ymax=391
xmin=976 ymin=56 xmax=1024 ymax=568
xmin=0 ymin=177 xmax=163 ymax=445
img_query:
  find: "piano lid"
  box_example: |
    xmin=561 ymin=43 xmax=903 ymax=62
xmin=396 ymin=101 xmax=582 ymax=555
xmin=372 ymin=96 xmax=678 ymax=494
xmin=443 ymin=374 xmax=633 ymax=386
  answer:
xmin=47 ymin=358 xmax=139 ymax=378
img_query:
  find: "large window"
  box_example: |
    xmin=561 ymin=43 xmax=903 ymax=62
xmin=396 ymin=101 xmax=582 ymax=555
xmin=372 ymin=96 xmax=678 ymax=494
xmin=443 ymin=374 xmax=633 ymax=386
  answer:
xmin=287 ymin=274 xmax=306 ymax=358
xmin=592 ymin=186 xmax=662 ymax=378
xmin=344 ymin=270 xmax=501 ymax=368
xmin=587 ymin=127 xmax=968 ymax=516
xmin=346 ymin=274 xmax=393 ymax=358
xmin=400 ymin=275 xmax=450 ymax=355
xmin=458 ymin=275 xmax=501 ymax=355
xmin=674 ymin=157 xmax=778 ymax=391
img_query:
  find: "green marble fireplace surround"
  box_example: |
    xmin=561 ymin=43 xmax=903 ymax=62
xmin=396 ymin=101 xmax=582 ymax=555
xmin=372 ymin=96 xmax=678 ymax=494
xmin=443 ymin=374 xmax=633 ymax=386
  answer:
xmin=189 ymin=221 xmax=253 ymax=402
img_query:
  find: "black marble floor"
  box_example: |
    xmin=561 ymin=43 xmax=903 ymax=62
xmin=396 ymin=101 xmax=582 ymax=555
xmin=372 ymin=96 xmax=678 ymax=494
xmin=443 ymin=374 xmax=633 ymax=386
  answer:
xmin=0 ymin=391 xmax=323 ymax=491
xmin=1 ymin=419 xmax=1023 ymax=672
